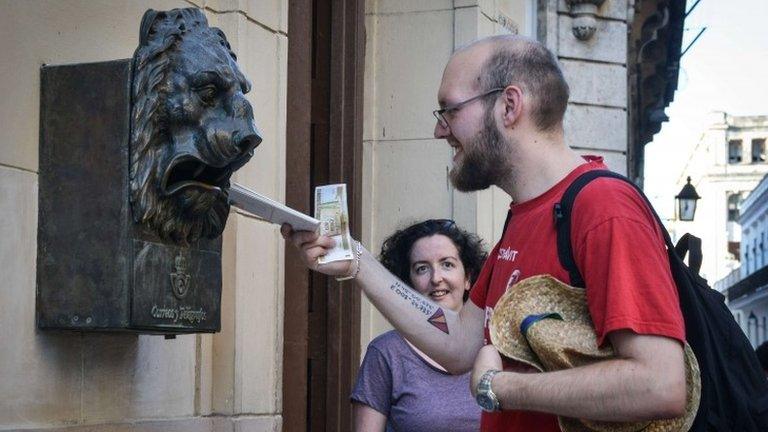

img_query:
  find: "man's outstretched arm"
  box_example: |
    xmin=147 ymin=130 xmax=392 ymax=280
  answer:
xmin=472 ymin=330 xmax=687 ymax=421
xmin=283 ymin=227 xmax=486 ymax=374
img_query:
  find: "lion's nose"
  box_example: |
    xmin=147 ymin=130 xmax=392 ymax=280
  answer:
xmin=238 ymin=135 xmax=260 ymax=154
xmin=235 ymin=128 xmax=262 ymax=156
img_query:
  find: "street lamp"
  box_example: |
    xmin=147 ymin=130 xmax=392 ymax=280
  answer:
xmin=676 ymin=176 xmax=701 ymax=221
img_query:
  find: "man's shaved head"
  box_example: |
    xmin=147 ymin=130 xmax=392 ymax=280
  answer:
xmin=456 ymin=35 xmax=570 ymax=131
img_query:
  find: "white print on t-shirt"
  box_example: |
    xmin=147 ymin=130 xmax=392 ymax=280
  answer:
xmin=484 ymin=306 xmax=494 ymax=335
xmin=498 ymin=247 xmax=518 ymax=262
xmin=505 ymin=270 xmax=521 ymax=292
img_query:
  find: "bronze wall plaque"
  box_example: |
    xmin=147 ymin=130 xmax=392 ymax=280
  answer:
xmin=36 ymin=8 xmax=259 ymax=334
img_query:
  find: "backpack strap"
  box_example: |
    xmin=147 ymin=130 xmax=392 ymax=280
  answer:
xmin=674 ymin=233 xmax=703 ymax=275
xmin=555 ymin=169 xmax=687 ymax=288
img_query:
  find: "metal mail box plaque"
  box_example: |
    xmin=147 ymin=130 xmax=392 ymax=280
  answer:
xmin=36 ymin=8 xmax=261 ymax=334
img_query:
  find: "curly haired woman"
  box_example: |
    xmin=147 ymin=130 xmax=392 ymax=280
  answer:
xmin=351 ymin=219 xmax=487 ymax=432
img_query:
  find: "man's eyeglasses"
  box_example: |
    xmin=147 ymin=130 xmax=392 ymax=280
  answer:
xmin=432 ymin=87 xmax=505 ymax=129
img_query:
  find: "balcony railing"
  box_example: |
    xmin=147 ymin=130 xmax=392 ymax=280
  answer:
xmin=714 ymin=267 xmax=742 ymax=293
xmin=728 ymin=264 xmax=768 ymax=301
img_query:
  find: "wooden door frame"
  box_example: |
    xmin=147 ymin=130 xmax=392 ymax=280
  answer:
xmin=282 ymin=1 xmax=311 ymax=430
xmin=283 ymin=0 xmax=365 ymax=430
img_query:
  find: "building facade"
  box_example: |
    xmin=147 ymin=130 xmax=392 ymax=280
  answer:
xmin=716 ymin=172 xmax=768 ymax=348
xmin=0 ymin=0 xmax=684 ymax=431
xmin=672 ymin=114 xmax=768 ymax=285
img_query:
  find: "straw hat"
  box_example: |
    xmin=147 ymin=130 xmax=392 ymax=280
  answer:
xmin=489 ymin=274 xmax=700 ymax=432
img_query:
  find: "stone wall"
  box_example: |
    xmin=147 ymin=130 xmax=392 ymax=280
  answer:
xmin=0 ymin=1 xmax=287 ymax=431
xmin=541 ymin=0 xmax=630 ymax=174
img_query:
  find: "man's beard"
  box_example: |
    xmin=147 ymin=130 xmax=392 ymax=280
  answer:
xmin=449 ymin=107 xmax=510 ymax=192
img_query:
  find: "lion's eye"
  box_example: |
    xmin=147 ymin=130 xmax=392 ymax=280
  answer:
xmin=196 ymin=85 xmax=219 ymax=105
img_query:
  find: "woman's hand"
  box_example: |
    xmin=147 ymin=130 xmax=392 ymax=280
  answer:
xmin=281 ymin=224 xmax=353 ymax=277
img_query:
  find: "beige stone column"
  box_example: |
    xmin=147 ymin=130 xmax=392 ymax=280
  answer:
xmin=361 ymin=0 xmax=457 ymax=348
xmin=203 ymin=2 xmax=288 ymax=431
xmin=543 ymin=0 xmax=631 ymax=173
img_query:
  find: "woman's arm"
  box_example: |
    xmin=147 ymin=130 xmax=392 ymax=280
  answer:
xmin=353 ymin=402 xmax=387 ymax=432
xmin=283 ymin=228 xmax=485 ymax=373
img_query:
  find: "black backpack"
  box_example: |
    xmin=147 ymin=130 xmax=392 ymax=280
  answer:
xmin=554 ymin=169 xmax=768 ymax=431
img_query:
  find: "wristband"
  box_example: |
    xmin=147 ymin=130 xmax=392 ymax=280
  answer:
xmin=336 ymin=240 xmax=363 ymax=281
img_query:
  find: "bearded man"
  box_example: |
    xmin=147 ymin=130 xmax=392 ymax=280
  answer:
xmin=283 ymin=35 xmax=687 ymax=431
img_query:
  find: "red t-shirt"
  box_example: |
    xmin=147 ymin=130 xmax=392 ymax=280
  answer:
xmin=469 ymin=157 xmax=685 ymax=432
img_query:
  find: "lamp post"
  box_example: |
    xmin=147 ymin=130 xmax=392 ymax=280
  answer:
xmin=676 ymin=176 xmax=701 ymax=221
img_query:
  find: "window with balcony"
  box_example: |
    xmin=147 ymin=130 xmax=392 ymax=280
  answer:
xmin=729 ymin=139 xmax=743 ymax=163
xmin=748 ymin=312 xmax=759 ymax=346
xmin=752 ymin=138 xmax=766 ymax=163
xmin=734 ymin=310 xmax=743 ymax=328
xmin=753 ymin=239 xmax=758 ymax=270
xmin=727 ymin=192 xmax=744 ymax=221
xmin=746 ymin=252 xmax=750 ymax=273
xmin=729 ymin=241 xmax=741 ymax=261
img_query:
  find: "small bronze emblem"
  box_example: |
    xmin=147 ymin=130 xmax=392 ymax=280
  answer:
xmin=170 ymin=254 xmax=192 ymax=299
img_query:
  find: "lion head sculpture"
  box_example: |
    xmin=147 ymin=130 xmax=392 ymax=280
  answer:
xmin=130 ymin=8 xmax=261 ymax=246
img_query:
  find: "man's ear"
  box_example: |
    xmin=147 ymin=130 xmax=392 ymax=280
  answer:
xmin=500 ymin=86 xmax=523 ymax=128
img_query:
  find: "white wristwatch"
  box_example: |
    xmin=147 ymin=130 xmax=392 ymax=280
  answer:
xmin=475 ymin=369 xmax=502 ymax=412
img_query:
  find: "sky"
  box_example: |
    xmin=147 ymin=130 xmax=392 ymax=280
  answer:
xmin=643 ymin=0 xmax=768 ymax=218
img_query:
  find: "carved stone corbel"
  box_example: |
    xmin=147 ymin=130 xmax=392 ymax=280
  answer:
xmin=566 ymin=0 xmax=607 ymax=41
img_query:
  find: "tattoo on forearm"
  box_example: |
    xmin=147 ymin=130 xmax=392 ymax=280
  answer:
xmin=389 ymin=281 xmax=449 ymax=334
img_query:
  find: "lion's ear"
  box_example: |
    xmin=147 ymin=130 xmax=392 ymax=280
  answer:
xmin=138 ymin=9 xmax=161 ymax=47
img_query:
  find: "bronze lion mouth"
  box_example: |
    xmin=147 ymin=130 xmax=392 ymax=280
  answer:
xmin=162 ymin=156 xmax=232 ymax=196
xmin=161 ymin=133 xmax=260 ymax=196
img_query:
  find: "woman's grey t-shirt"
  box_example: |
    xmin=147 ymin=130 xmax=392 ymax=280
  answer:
xmin=351 ymin=330 xmax=481 ymax=431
